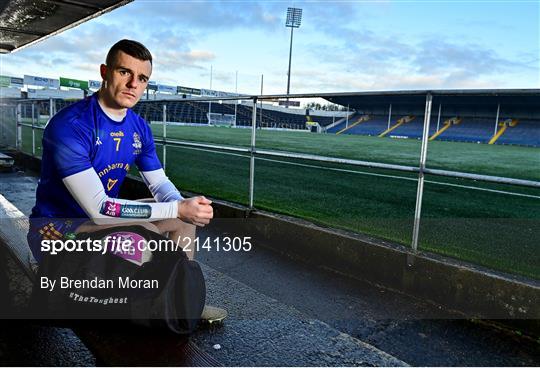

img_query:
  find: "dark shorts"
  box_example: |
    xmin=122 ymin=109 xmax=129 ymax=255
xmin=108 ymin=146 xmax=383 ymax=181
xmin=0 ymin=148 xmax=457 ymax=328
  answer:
xmin=27 ymin=217 xmax=87 ymax=263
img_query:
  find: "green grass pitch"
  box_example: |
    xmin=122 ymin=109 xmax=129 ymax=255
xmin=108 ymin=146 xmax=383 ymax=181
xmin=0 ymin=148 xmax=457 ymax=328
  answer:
xmin=19 ymin=124 xmax=540 ymax=279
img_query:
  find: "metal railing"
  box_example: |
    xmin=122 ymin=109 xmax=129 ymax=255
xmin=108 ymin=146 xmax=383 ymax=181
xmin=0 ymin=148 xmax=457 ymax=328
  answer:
xmin=5 ymin=93 xmax=540 ymax=256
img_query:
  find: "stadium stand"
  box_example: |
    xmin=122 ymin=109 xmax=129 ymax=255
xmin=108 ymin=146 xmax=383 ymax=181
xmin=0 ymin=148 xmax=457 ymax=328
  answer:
xmin=337 ymin=115 xmax=389 ymax=136
xmin=495 ymin=119 xmax=540 ymax=147
xmin=55 ymin=99 xmax=78 ymax=114
xmin=300 ymin=113 xmax=336 ymax=128
xmin=133 ymin=101 xmax=210 ymax=125
xmin=227 ymin=103 xmax=337 ymax=129
xmin=11 ymin=92 xmax=539 ymax=147
xmin=131 ymin=100 xmax=337 ymax=130
xmin=435 ymin=118 xmax=494 ymax=143
xmin=429 ymin=117 xmax=461 ymax=140
xmin=19 ymin=101 xmax=51 ymax=123
xmin=325 ymin=112 xmax=359 ymax=133
xmin=383 ymin=116 xmax=422 ymax=139
xmin=210 ymin=102 xmax=249 ymax=126
xmin=316 ymin=115 xmax=340 ymax=127
xmin=335 ymin=114 xmax=370 ymax=135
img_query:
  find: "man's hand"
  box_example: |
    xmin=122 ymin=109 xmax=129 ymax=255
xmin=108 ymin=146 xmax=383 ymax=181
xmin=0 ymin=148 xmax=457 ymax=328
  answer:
xmin=177 ymin=196 xmax=214 ymax=227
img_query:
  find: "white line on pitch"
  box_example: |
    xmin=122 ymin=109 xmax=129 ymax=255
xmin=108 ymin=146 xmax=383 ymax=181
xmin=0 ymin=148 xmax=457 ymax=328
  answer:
xmin=172 ymin=144 xmax=540 ymax=200
xmin=256 ymin=158 xmax=540 ymax=200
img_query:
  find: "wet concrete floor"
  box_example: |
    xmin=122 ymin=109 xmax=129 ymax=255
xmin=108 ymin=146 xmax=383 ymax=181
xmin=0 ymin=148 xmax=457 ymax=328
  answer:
xmin=0 ymin=170 xmax=538 ymax=366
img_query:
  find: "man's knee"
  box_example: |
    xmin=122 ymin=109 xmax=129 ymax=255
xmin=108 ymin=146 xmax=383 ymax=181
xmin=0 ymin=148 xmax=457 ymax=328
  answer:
xmin=153 ymin=218 xmax=195 ymax=236
xmin=175 ymin=219 xmax=196 ymax=234
xmin=75 ymin=220 xmax=160 ymax=234
xmin=137 ymin=222 xmax=161 ymax=234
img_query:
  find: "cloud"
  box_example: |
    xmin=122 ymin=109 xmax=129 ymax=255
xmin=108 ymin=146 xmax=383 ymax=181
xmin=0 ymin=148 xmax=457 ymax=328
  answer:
xmin=113 ymin=1 xmax=282 ymax=31
xmin=302 ymin=24 xmax=416 ymax=76
xmin=184 ymin=50 xmax=215 ymax=63
xmin=51 ymin=57 xmax=68 ymax=65
xmin=296 ymin=0 xmax=538 ymax=90
xmin=412 ymin=38 xmax=532 ymax=77
xmin=283 ymin=59 xmax=527 ymax=93
xmin=5 ymin=21 xmax=129 ymax=71
xmin=1 ymin=0 xmax=537 ymax=93
xmin=454 ymin=17 xmax=516 ymax=32
xmin=77 ymin=63 xmax=101 ymax=76
xmin=154 ymin=49 xmax=216 ymax=72
xmin=3 ymin=18 xmax=216 ymax=80
xmin=298 ymin=21 xmax=537 ymax=92
xmin=147 ymin=30 xmax=194 ymax=53
xmin=212 ymin=70 xmax=234 ymax=85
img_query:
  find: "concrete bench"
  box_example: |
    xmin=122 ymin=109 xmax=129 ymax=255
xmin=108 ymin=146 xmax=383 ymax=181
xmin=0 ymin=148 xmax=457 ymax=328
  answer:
xmin=0 ymin=193 xmax=220 ymax=366
xmin=0 ymin=152 xmax=14 ymax=171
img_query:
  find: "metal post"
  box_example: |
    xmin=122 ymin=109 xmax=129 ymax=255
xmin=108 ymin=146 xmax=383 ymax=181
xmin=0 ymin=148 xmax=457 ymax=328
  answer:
xmin=234 ymin=101 xmax=238 ymax=127
xmin=0 ymin=108 xmax=3 ymax=145
xmin=0 ymin=107 xmax=4 ymax=145
xmin=286 ymin=26 xmax=294 ymax=96
xmin=494 ymin=103 xmax=500 ymax=136
xmin=387 ymin=103 xmax=392 ymax=130
xmin=285 ymin=7 xmax=302 ymax=103
xmin=16 ymin=103 xmax=21 ymax=149
xmin=31 ymin=102 xmax=35 ymax=156
xmin=436 ymin=103 xmax=442 ymax=132
xmin=411 ymin=93 xmax=433 ymax=254
xmin=162 ymin=104 xmax=167 ymax=171
xmin=234 ymin=71 xmax=238 ymax=127
xmin=208 ymin=65 xmax=213 ymax=124
xmin=259 ymin=74 xmax=263 ymax=129
xmin=346 ymin=105 xmax=349 ymax=128
xmin=49 ymin=98 xmax=53 ymax=124
xmin=249 ymin=98 xmax=257 ymax=208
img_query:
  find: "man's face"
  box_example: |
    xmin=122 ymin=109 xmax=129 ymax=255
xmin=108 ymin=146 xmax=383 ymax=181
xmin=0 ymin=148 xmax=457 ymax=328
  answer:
xmin=100 ymin=50 xmax=151 ymax=109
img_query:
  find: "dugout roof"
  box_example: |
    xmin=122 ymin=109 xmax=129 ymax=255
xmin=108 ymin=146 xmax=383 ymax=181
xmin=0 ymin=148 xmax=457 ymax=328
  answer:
xmin=0 ymin=0 xmax=132 ymax=53
xmin=323 ymin=89 xmax=540 ymax=109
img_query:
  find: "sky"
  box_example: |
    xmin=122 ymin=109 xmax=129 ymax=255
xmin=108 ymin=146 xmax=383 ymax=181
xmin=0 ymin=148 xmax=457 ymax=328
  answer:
xmin=0 ymin=0 xmax=538 ymax=95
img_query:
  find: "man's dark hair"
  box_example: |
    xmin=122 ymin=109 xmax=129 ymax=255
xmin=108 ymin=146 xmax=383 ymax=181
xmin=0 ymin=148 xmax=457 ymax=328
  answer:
xmin=105 ymin=39 xmax=153 ymax=66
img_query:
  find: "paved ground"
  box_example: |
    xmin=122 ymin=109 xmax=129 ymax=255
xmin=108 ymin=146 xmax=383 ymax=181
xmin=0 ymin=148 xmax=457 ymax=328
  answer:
xmin=196 ymin=227 xmax=540 ymax=366
xmin=0 ymin=170 xmax=96 ymax=366
xmin=0 ymin=169 xmax=538 ymax=366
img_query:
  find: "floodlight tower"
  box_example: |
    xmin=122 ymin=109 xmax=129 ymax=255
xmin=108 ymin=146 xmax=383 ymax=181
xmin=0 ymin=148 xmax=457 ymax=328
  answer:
xmin=285 ymin=7 xmax=302 ymax=96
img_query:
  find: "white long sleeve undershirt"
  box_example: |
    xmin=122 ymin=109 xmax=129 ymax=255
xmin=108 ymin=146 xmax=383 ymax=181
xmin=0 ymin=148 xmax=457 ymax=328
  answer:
xmin=62 ymin=168 xmax=179 ymax=225
xmin=139 ymin=168 xmax=183 ymax=203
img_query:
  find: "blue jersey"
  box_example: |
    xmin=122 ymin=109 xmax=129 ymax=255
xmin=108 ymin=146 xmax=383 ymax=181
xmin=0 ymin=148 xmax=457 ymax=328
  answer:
xmin=30 ymin=93 xmax=162 ymax=220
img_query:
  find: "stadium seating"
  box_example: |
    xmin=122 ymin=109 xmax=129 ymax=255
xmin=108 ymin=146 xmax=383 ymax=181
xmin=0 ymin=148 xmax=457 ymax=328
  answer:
xmin=325 ymin=112 xmax=358 ymax=133
xmin=495 ymin=119 xmax=540 ymax=147
xmin=19 ymin=101 xmax=58 ymax=122
xmin=329 ymin=114 xmax=439 ymax=138
xmin=385 ymin=116 xmax=427 ymax=139
xmin=133 ymin=101 xmax=210 ymax=124
xmin=435 ymin=118 xmax=494 ymax=143
xmin=340 ymin=116 xmax=391 ymax=136
xmin=15 ymin=97 xmax=540 ymax=147
xmin=307 ymin=114 xmax=336 ymax=127
xmin=18 ymin=97 xmax=336 ymax=131
xmin=131 ymin=100 xmax=337 ymax=130
xmin=326 ymin=113 xmax=539 ymax=147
